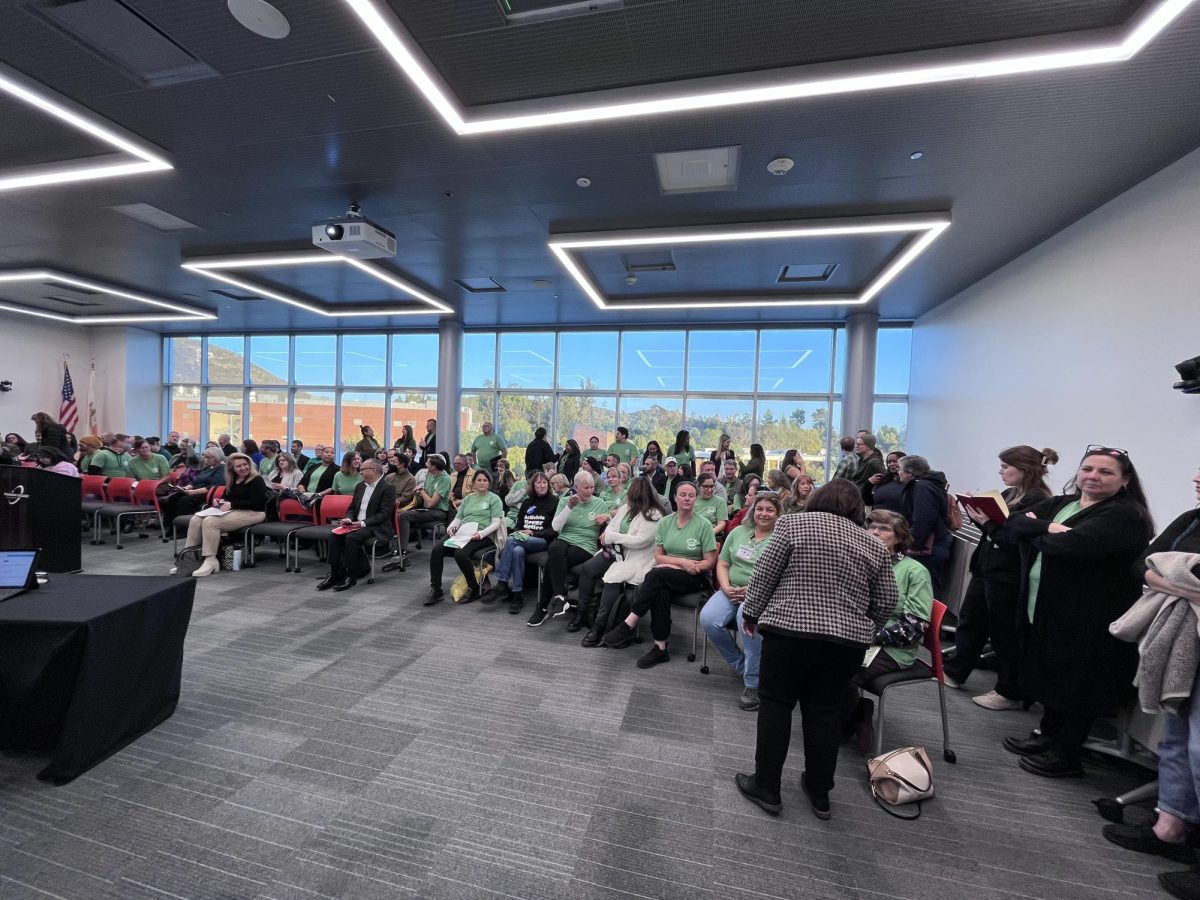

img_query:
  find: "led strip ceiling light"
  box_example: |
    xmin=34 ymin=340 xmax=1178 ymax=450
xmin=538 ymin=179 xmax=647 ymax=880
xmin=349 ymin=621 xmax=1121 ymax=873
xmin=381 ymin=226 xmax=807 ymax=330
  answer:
xmin=340 ymin=0 xmax=1196 ymax=134
xmin=182 ymin=251 xmax=453 ymax=317
xmin=548 ymin=213 xmax=951 ymax=311
xmin=0 ymin=63 xmax=171 ymax=192
xmin=0 ymin=270 xmax=215 ymax=324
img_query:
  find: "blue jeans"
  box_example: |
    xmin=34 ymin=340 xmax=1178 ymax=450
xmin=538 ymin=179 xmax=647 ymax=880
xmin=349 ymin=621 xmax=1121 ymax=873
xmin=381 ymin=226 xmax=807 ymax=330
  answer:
xmin=699 ymin=590 xmax=761 ymax=689
xmin=1158 ymin=668 xmax=1200 ymax=823
xmin=493 ymin=536 xmax=547 ymax=593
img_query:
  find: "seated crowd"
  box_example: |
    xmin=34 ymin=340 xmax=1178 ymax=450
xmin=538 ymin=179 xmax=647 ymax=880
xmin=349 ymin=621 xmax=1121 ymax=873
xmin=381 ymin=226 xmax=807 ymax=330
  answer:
xmin=17 ymin=405 xmax=1200 ymax=893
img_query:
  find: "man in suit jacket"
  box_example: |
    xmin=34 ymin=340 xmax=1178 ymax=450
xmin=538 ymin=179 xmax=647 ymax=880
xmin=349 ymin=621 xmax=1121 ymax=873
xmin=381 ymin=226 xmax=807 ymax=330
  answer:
xmin=318 ymin=458 xmax=396 ymax=592
xmin=291 ymin=439 xmax=311 ymax=472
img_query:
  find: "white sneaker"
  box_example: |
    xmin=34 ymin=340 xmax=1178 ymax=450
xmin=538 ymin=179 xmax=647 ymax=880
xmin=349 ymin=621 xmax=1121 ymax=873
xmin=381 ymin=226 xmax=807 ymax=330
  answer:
xmin=973 ymin=690 xmax=1021 ymax=711
xmin=943 ymin=673 xmax=965 ymax=690
xmin=192 ymin=557 xmax=218 ymax=577
xmin=168 ymin=566 xmax=178 ymax=575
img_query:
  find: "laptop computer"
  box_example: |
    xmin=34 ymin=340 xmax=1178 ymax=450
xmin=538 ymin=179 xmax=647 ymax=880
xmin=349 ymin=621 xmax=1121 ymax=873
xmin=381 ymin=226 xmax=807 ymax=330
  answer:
xmin=0 ymin=548 xmax=39 ymax=602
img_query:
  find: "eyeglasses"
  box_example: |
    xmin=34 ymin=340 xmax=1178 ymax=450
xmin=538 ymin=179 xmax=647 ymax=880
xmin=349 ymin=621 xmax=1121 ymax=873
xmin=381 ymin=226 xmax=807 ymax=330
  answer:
xmin=866 ymin=523 xmax=894 ymax=532
xmin=1085 ymin=444 xmax=1129 ymax=458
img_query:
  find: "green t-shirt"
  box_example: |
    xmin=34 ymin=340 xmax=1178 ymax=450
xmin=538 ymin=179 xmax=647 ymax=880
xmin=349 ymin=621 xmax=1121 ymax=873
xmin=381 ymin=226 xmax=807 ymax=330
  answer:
xmin=259 ymin=456 xmax=277 ymax=477
xmin=91 ymin=448 xmax=129 ymax=477
xmin=656 ymin=512 xmax=718 ymax=560
xmin=554 ymin=494 xmax=609 ymax=553
xmin=693 ymin=494 xmax=728 ymax=526
xmin=583 ymin=448 xmax=606 ymax=464
xmin=457 ymin=491 xmax=503 ymax=529
xmin=607 ymin=440 xmax=638 ymax=466
xmin=719 ymin=524 xmax=773 ymax=589
xmin=304 ymin=457 xmax=322 ymax=473
xmin=1027 ymin=501 xmax=1082 ymax=623
xmin=672 ymin=447 xmax=695 ymax=472
xmin=424 ymin=472 xmax=453 ymax=512
xmin=884 ymin=556 xmax=935 ymax=668
xmin=332 ymin=471 xmax=363 ymax=495
xmin=471 ymin=433 xmax=507 ymax=466
xmin=599 ymin=484 xmax=627 ymax=510
xmin=128 ymin=454 xmax=169 ymax=481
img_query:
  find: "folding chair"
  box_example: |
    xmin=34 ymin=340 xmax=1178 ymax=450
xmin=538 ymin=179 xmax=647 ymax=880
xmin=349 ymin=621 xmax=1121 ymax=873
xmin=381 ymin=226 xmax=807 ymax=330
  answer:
xmin=92 ymin=477 xmax=141 ymax=546
xmin=290 ymin=494 xmax=354 ymax=574
xmin=81 ymin=475 xmax=108 ymax=541
xmin=862 ymin=599 xmax=957 ymax=763
xmin=245 ymin=497 xmax=317 ymax=569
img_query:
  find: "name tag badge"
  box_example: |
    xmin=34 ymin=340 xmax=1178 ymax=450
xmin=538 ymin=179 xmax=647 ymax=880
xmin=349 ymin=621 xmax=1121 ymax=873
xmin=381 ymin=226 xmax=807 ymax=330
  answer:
xmin=736 ymin=544 xmax=756 ymax=561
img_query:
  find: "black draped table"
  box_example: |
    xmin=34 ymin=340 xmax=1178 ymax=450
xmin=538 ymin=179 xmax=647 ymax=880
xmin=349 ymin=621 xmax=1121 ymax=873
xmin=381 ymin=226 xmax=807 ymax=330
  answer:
xmin=0 ymin=575 xmax=195 ymax=784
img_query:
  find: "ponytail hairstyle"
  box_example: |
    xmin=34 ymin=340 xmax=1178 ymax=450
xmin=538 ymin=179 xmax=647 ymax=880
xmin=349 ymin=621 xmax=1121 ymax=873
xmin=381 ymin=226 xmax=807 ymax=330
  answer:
xmin=998 ymin=445 xmax=1058 ymax=505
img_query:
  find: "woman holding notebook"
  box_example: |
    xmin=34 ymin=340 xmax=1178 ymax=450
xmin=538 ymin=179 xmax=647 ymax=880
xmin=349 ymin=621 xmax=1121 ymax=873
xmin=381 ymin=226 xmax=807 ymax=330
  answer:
xmin=943 ymin=446 xmax=1057 ymax=711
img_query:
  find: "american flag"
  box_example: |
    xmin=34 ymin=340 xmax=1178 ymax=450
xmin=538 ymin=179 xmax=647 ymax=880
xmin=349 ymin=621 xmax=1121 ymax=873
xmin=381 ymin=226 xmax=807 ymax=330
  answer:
xmin=59 ymin=361 xmax=79 ymax=433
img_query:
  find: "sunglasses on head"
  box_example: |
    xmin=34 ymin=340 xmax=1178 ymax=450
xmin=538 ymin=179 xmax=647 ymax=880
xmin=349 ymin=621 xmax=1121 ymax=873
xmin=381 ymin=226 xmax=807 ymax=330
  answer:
xmin=1085 ymin=444 xmax=1128 ymax=458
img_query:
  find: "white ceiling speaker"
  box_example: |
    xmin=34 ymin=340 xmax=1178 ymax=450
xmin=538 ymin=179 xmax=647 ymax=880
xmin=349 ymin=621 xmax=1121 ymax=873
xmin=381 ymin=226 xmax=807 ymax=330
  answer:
xmin=767 ymin=157 xmax=795 ymax=176
xmin=228 ymin=0 xmax=291 ymax=39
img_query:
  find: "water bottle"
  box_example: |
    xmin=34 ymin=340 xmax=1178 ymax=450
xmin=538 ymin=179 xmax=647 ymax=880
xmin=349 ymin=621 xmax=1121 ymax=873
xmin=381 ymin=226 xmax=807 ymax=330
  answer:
xmin=231 ymin=549 xmax=243 ymax=571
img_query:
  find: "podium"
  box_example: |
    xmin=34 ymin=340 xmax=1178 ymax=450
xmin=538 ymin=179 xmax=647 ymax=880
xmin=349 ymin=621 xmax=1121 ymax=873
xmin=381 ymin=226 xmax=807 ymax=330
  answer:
xmin=0 ymin=467 xmax=82 ymax=573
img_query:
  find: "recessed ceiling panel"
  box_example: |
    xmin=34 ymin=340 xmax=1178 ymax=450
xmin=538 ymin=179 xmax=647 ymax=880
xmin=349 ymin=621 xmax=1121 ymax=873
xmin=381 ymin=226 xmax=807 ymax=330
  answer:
xmin=0 ymin=269 xmax=214 ymax=324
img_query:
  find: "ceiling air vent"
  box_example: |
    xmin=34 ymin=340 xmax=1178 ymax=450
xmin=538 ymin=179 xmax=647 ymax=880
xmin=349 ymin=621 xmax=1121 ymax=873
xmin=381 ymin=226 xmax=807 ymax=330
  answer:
xmin=43 ymin=295 xmax=102 ymax=307
xmin=499 ymin=0 xmax=623 ymax=25
xmin=621 ymin=251 xmax=676 ymax=273
xmin=110 ymin=203 xmax=199 ymax=231
xmin=778 ymin=264 xmax=837 ymax=283
xmin=42 ymin=281 xmax=99 ymax=295
xmin=654 ymin=146 xmax=740 ymax=195
xmin=455 ymin=277 xmax=507 ymax=293
xmin=210 ymin=289 xmax=260 ymax=302
xmin=33 ymin=0 xmax=219 ymax=88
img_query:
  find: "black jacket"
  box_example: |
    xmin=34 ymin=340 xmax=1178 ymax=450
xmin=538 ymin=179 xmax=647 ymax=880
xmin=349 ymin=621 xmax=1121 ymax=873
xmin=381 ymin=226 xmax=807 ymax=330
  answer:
xmin=226 ymin=476 xmax=270 ymax=512
xmin=513 ymin=493 xmax=559 ymax=540
xmin=294 ymin=453 xmax=311 ymax=471
xmin=968 ymin=488 xmax=1049 ymax=583
xmin=559 ymin=450 xmax=580 ymax=483
xmin=524 ymin=439 xmax=558 ymax=474
xmin=38 ymin=422 xmax=69 ymax=452
xmin=347 ymin=479 xmax=397 ymax=541
xmin=1136 ymin=509 xmax=1200 ymax=578
xmin=900 ymin=470 xmax=950 ymax=554
xmin=852 ymin=450 xmax=887 ymax=504
xmin=1004 ymin=493 xmax=1151 ymax=715
xmin=870 ymin=476 xmax=904 ymax=514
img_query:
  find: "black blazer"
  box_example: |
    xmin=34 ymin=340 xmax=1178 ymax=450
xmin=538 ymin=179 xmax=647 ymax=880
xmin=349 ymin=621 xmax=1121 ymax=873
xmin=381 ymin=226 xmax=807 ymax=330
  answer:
xmin=348 ymin=479 xmax=397 ymax=541
xmin=294 ymin=452 xmax=311 ymax=471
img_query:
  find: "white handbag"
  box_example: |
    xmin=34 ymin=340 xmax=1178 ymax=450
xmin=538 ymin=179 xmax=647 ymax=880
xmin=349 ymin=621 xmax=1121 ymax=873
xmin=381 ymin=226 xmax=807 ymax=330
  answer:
xmin=867 ymin=746 xmax=934 ymax=819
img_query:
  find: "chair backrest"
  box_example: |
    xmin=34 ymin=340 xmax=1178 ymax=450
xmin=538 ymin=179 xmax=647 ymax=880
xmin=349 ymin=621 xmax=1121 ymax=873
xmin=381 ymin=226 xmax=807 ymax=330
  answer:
xmin=209 ymin=485 xmax=226 ymax=504
xmin=317 ymin=494 xmax=353 ymax=524
xmin=105 ymin=477 xmax=136 ymax=503
xmin=278 ymin=497 xmax=317 ymax=523
xmin=81 ymin=474 xmax=107 ymax=500
xmin=133 ymin=479 xmax=161 ymax=505
xmin=924 ymin=600 xmax=948 ymax=682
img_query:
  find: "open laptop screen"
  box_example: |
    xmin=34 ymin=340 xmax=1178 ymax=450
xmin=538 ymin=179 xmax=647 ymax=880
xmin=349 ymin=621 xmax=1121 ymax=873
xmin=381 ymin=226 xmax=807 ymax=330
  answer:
xmin=0 ymin=549 xmax=38 ymax=588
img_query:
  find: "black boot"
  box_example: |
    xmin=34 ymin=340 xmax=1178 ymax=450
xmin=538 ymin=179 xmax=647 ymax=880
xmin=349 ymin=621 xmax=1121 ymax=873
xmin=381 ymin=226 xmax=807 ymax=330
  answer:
xmin=566 ymin=602 xmax=592 ymax=633
xmin=581 ymin=624 xmax=605 ymax=647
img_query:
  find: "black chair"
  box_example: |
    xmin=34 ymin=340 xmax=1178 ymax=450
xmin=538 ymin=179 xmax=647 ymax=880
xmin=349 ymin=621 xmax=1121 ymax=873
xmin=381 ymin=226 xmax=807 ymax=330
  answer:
xmin=289 ymin=495 xmax=354 ymax=574
xmin=245 ymin=497 xmax=317 ymax=570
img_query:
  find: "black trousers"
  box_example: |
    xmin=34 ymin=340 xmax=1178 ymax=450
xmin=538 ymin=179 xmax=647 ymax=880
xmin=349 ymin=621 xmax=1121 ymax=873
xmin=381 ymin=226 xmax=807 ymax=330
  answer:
xmin=630 ymin=568 xmax=708 ymax=643
xmin=546 ymin=541 xmax=594 ymax=596
xmin=327 ymin=527 xmax=379 ymax=578
xmin=841 ymin=651 xmax=904 ymax=731
xmin=575 ymin=553 xmax=612 ymax=608
xmin=1040 ymin=706 xmax=1094 ymax=763
xmin=429 ymin=539 xmax=491 ymax=589
xmin=754 ymin=632 xmax=864 ymax=796
xmin=944 ymin=575 xmax=1022 ymax=699
xmin=594 ymin=582 xmax=628 ymax=630
xmin=398 ymin=508 xmax=449 ymax=547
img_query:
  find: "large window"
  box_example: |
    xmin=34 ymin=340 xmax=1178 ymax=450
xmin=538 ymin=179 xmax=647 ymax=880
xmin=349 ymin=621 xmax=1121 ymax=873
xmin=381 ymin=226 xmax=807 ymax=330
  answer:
xmin=164 ymin=334 xmax=439 ymax=450
xmin=874 ymin=326 xmax=912 ymax=452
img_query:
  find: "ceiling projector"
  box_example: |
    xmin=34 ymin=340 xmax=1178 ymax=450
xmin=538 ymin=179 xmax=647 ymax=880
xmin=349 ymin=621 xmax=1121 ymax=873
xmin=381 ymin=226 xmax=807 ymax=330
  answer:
xmin=312 ymin=204 xmax=396 ymax=259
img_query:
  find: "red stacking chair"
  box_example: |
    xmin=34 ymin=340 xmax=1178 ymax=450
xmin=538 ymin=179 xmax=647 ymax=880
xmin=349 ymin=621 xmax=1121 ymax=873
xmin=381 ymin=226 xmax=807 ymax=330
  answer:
xmin=862 ymin=599 xmax=957 ymax=763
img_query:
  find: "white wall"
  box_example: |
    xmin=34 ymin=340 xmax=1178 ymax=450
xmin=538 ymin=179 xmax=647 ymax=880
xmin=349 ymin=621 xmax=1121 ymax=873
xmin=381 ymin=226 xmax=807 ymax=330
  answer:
xmin=0 ymin=320 xmax=161 ymax=439
xmin=909 ymin=145 xmax=1200 ymax=527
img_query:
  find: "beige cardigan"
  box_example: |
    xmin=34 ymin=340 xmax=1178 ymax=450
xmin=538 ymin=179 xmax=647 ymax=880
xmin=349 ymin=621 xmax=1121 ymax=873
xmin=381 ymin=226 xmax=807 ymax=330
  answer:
xmin=601 ymin=503 xmax=662 ymax=586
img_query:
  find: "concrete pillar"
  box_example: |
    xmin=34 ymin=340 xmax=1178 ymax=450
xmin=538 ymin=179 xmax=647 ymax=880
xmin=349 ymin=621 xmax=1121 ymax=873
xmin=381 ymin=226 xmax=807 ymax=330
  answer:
xmin=436 ymin=319 xmax=463 ymax=458
xmin=841 ymin=311 xmax=879 ymax=438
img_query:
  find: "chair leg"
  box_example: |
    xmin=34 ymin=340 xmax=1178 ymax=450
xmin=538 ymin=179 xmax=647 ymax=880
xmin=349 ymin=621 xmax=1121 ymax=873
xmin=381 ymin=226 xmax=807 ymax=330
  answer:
xmin=368 ymin=541 xmax=377 ymax=584
xmin=873 ymin=688 xmax=888 ymax=758
xmin=244 ymin=531 xmax=254 ymax=568
xmin=157 ymin=514 xmax=167 ymax=542
xmin=700 ymin=633 xmax=710 ymax=674
xmin=938 ymin=683 xmax=957 ymax=763
xmin=688 ymin=604 xmax=699 ymax=662
xmin=114 ymin=513 xmax=125 ymax=549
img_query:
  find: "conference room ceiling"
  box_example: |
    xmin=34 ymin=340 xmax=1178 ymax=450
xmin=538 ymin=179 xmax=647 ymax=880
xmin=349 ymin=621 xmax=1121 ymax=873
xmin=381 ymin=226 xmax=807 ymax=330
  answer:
xmin=0 ymin=0 xmax=1198 ymax=334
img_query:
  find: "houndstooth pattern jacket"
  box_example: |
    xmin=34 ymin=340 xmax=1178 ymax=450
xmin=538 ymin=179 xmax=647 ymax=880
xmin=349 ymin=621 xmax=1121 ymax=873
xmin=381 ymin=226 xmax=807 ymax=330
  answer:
xmin=742 ymin=511 xmax=899 ymax=645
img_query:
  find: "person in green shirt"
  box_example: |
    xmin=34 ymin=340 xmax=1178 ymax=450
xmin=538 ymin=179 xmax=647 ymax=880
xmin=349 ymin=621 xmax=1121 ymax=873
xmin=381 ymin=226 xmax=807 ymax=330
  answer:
xmin=670 ymin=429 xmax=695 ymax=475
xmin=331 ymin=451 xmax=364 ymax=495
xmin=426 ymin=468 xmax=504 ymax=606
xmin=602 ymin=480 xmax=718 ymax=669
xmin=303 ymin=444 xmax=325 ymax=473
xmin=693 ymin=473 xmax=729 ymax=538
xmin=258 ymin=440 xmax=279 ymax=478
xmin=700 ymin=492 xmax=782 ymax=710
xmin=88 ymin=433 xmax=131 ymax=477
xmin=527 ymin=470 xmax=610 ymax=627
xmin=599 ymin=466 xmax=628 ymax=510
xmin=606 ymin=426 xmax=638 ymax=466
xmin=843 ymin=510 xmax=935 ymax=751
xmin=394 ymin=454 xmax=453 ymax=571
xmin=128 ymin=439 xmax=169 ymax=481
xmin=470 ymin=422 xmax=507 ymax=471
xmin=582 ymin=435 xmax=607 ymax=466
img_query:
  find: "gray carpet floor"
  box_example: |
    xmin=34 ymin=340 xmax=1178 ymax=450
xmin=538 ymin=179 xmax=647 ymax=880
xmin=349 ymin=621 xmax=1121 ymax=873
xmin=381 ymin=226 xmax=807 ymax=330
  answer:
xmin=0 ymin=535 xmax=1176 ymax=899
